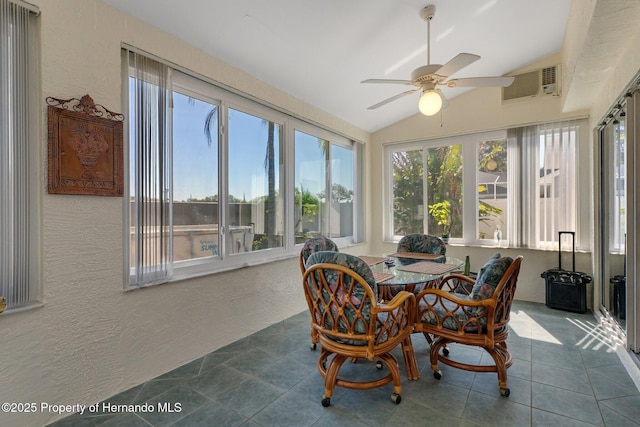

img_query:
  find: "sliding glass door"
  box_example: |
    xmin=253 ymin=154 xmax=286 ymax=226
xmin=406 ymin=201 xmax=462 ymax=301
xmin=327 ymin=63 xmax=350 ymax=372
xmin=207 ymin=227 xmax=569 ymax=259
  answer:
xmin=596 ymin=82 xmax=640 ymax=354
xmin=598 ymin=107 xmax=627 ymax=330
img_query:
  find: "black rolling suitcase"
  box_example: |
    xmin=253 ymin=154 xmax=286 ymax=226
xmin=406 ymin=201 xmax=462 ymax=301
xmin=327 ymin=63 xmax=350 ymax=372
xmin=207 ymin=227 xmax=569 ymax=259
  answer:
xmin=541 ymin=231 xmax=592 ymax=313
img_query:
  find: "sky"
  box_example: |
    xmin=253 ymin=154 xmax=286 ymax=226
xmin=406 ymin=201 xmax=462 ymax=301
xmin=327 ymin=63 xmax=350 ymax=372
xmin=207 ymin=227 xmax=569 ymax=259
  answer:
xmin=132 ymin=86 xmax=352 ymax=202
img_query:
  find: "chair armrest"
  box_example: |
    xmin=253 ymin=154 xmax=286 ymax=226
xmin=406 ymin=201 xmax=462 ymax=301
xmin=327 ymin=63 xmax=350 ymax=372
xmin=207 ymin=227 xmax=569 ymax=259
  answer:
xmin=438 ymin=273 xmax=476 ymax=294
xmin=378 ymin=290 xmax=415 ymax=312
xmin=375 ymin=291 xmax=416 ymax=343
xmin=417 ymin=288 xmax=495 ymax=307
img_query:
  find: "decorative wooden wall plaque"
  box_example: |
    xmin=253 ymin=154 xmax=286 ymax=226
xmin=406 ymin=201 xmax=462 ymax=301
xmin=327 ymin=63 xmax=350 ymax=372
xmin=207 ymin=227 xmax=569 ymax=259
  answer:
xmin=47 ymin=94 xmax=124 ymax=196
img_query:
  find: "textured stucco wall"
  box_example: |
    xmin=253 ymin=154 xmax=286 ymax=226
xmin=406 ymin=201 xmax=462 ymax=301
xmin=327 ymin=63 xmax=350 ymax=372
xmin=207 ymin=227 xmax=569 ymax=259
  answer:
xmin=0 ymin=1 xmax=371 ymax=426
xmin=4 ymin=0 xmax=640 ymax=425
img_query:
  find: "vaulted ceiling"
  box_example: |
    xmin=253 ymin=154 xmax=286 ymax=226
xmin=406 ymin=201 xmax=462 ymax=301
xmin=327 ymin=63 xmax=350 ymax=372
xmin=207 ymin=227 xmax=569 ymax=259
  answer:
xmin=101 ymin=0 xmax=639 ymax=133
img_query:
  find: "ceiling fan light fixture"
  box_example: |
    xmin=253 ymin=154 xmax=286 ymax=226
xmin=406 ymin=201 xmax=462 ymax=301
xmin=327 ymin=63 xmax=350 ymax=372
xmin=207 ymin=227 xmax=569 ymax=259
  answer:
xmin=418 ymin=90 xmax=442 ymax=116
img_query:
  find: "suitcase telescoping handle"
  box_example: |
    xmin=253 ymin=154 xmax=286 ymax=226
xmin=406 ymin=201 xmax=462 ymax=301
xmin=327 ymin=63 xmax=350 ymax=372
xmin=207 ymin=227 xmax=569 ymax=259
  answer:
xmin=558 ymin=231 xmax=576 ymax=272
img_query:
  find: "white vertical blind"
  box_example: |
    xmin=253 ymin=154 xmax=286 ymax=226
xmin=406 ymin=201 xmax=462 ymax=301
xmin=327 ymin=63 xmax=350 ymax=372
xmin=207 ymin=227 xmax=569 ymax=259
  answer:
xmin=127 ymin=51 xmax=173 ymax=286
xmin=507 ymin=120 xmax=583 ymax=250
xmin=538 ymin=120 xmax=578 ymax=250
xmin=0 ymin=0 xmax=39 ymax=309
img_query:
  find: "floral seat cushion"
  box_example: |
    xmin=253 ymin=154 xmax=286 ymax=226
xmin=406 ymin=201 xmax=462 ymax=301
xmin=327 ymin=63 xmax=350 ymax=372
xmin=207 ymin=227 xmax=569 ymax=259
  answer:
xmin=305 ymin=251 xmax=382 ymax=345
xmin=419 ymin=254 xmax=513 ymax=332
xmin=419 ymin=293 xmax=485 ymax=332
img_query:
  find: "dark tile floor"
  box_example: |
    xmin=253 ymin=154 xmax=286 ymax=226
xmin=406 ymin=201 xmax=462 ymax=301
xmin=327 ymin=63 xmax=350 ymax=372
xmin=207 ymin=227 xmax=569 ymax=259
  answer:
xmin=48 ymin=301 xmax=640 ymax=426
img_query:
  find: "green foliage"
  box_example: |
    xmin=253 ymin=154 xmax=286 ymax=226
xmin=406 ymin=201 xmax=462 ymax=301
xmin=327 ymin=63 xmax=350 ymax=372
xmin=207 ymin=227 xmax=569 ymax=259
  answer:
xmin=478 ymin=140 xmax=507 ymax=172
xmin=318 ymin=184 xmax=353 ymax=203
xmin=428 ymin=200 xmax=451 ymax=235
xmin=479 ymin=201 xmax=503 ymax=224
xmin=393 ymin=139 xmax=507 ymax=239
xmin=426 ymin=145 xmax=462 ymax=236
xmin=392 ymin=151 xmax=424 ymax=234
xmin=295 ymin=186 xmax=320 ymax=217
xmin=186 ymin=194 xmax=244 ymax=203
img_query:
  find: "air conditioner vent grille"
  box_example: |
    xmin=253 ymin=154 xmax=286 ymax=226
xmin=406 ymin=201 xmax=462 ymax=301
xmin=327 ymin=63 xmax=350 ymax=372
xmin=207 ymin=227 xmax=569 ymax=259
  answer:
xmin=542 ymin=66 xmax=557 ymax=86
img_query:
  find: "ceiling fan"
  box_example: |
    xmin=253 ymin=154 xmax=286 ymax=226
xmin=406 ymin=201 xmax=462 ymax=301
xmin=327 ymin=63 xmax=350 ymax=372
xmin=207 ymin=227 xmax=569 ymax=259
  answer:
xmin=362 ymin=4 xmax=515 ymax=116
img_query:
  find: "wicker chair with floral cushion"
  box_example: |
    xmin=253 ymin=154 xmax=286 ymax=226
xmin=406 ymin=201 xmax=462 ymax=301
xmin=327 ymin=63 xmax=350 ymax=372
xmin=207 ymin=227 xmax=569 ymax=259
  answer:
xmin=299 ymin=237 xmax=340 ymax=349
xmin=390 ymin=233 xmax=447 ymax=297
xmin=303 ymin=251 xmax=416 ymax=407
xmin=396 ymin=233 xmax=447 ymax=262
xmin=414 ymin=254 xmax=523 ymax=397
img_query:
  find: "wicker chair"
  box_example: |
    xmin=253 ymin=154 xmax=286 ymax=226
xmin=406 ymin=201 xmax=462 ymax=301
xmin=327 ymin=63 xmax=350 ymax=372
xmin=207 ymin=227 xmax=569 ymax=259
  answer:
xmin=303 ymin=251 xmax=416 ymax=407
xmin=396 ymin=233 xmax=447 ymax=262
xmin=393 ymin=233 xmax=447 ymax=295
xmin=414 ymin=254 xmax=523 ymax=397
xmin=299 ymin=237 xmax=339 ymax=350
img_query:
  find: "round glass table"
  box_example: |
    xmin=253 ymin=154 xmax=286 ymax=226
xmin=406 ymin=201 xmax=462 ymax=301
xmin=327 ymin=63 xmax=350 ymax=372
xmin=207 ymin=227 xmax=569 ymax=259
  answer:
xmin=367 ymin=255 xmax=464 ymax=294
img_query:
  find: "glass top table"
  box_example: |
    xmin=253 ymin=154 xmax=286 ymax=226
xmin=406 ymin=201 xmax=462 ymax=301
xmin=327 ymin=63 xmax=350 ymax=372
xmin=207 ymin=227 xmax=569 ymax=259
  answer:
xmin=365 ymin=255 xmax=464 ymax=287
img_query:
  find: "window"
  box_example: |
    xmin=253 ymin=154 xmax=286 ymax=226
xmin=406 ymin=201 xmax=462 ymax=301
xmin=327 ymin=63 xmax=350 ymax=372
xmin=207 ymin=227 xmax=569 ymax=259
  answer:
xmin=426 ymin=144 xmax=463 ymax=239
xmin=388 ymin=133 xmax=500 ymax=244
xmin=228 ymin=108 xmax=283 ymax=252
xmin=508 ymin=120 xmax=584 ymax=250
xmin=125 ymin=49 xmax=362 ymax=287
xmin=391 ymin=150 xmax=423 ymax=235
xmin=0 ymin=0 xmax=40 ymax=310
xmin=172 ymin=91 xmax=219 ymax=261
xmin=385 ymin=120 xmax=587 ymax=249
xmin=294 ymin=128 xmax=355 ymax=244
xmin=536 ymin=122 xmax=578 ymax=248
xmin=477 ymin=139 xmax=507 ymax=241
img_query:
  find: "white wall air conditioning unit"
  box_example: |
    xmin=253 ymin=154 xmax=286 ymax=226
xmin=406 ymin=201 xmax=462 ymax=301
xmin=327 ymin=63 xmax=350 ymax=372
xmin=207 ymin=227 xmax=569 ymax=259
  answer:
xmin=502 ymin=65 xmax=560 ymax=102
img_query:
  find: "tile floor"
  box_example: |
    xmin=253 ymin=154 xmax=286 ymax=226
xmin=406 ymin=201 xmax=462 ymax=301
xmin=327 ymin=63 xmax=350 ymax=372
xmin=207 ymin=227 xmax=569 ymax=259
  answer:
xmin=48 ymin=301 xmax=640 ymax=427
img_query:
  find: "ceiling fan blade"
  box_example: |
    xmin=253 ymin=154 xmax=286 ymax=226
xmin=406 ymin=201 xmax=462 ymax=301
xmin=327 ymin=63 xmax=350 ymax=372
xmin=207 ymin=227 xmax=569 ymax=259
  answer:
xmin=434 ymin=53 xmax=480 ymax=77
xmin=367 ymin=88 xmax=420 ymax=110
xmin=445 ymin=76 xmax=516 ymax=88
xmin=361 ymin=78 xmax=415 ymax=85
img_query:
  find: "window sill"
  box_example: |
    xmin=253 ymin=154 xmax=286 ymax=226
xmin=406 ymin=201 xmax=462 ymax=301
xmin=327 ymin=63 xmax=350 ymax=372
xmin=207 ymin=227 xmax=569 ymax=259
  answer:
xmin=444 ymin=241 xmax=592 ymax=254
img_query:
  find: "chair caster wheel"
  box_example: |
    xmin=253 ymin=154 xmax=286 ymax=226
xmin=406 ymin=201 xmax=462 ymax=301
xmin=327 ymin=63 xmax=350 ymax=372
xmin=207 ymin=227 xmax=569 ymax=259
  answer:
xmin=500 ymin=388 xmax=510 ymax=397
xmin=434 ymin=370 xmax=442 ymax=380
xmin=310 ymin=343 xmax=317 ymax=350
xmin=376 ymin=360 xmax=384 ymax=370
xmin=391 ymin=393 xmax=401 ymax=404
xmin=442 ymin=347 xmax=449 ymax=356
xmin=321 ymin=397 xmax=331 ymax=407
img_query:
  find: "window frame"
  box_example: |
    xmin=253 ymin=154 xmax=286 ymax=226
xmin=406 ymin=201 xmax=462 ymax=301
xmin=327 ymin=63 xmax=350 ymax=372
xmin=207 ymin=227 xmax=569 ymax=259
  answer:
xmin=292 ymin=120 xmax=358 ymax=248
xmin=384 ymin=130 xmax=506 ymax=246
xmin=124 ymin=52 xmax=363 ymax=287
xmin=383 ymin=123 xmax=589 ymax=251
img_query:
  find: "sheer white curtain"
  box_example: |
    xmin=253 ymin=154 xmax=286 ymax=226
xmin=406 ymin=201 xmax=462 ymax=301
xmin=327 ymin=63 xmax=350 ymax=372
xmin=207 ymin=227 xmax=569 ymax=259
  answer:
xmin=508 ymin=120 xmax=582 ymax=250
xmin=0 ymin=0 xmax=39 ymax=309
xmin=127 ymin=50 xmax=173 ymax=286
